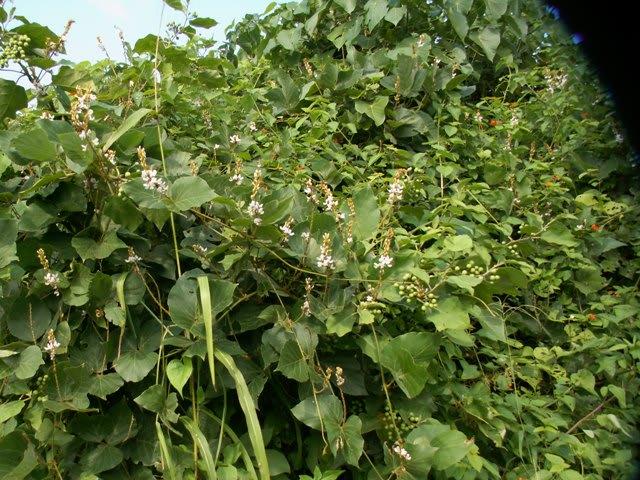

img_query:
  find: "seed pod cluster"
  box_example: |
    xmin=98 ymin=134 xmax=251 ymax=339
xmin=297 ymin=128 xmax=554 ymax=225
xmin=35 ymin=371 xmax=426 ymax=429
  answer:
xmin=0 ymin=33 xmax=30 ymax=68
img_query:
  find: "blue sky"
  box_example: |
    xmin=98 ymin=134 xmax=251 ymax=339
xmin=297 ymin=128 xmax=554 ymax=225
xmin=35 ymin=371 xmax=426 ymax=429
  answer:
xmin=8 ymin=0 xmax=280 ymax=63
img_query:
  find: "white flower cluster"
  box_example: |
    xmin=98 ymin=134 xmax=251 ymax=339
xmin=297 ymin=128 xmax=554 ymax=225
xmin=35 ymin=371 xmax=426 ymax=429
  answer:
xmin=230 ymin=173 xmax=243 ymax=185
xmin=125 ymin=253 xmax=142 ymax=264
xmin=44 ymin=272 xmax=60 ymax=296
xmin=105 ymin=149 xmax=117 ymax=165
xmin=44 ymin=329 xmax=61 ymax=361
xmin=317 ymin=233 xmax=335 ymax=270
xmin=75 ymin=91 xmax=96 ymax=110
xmin=388 ymin=178 xmax=404 ymax=204
xmin=374 ymin=254 xmax=393 ymax=272
xmin=392 ymin=442 xmax=412 ymax=461
xmin=229 ymin=134 xmax=241 ymax=144
xmin=248 ymin=200 xmax=264 ymax=225
xmin=280 ymin=223 xmax=294 ymax=239
xmin=41 ymin=111 xmax=54 ymax=120
xmin=324 ymin=193 xmax=338 ymax=211
xmin=142 ymin=169 xmax=168 ymax=194
xmin=545 ymin=71 xmax=568 ymax=94
xmin=249 ymin=122 xmax=257 ymax=132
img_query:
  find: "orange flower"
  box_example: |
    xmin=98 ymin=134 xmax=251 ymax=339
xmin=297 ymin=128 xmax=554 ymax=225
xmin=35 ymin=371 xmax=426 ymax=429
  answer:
xmin=545 ymin=180 xmax=554 ymax=186
xmin=591 ymin=224 xmax=599 ymax=231
xmin=296 ymin=165 xmax=303 ymax=170
xmin=490 ymin=120 xmax=500 ymax=126
xmin=553 ymin=175 xmax=560 ymax=181
xmin=588 ymin=313 xmax=597 ymax=320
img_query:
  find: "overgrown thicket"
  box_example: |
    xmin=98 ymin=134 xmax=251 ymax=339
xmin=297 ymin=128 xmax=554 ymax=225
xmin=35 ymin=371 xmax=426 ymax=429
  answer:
xmin=0 ymin=0 xmax=639 ymax=479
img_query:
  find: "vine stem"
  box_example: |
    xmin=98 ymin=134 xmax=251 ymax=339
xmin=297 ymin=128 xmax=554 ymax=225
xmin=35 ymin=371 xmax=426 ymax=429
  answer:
xmin=566 ymin=397 xmax=612 ymax=435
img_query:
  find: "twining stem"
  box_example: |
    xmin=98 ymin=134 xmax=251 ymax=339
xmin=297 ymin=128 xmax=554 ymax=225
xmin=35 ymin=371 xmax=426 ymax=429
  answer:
xmin=567 ymin=397 xmax=612 ymax=435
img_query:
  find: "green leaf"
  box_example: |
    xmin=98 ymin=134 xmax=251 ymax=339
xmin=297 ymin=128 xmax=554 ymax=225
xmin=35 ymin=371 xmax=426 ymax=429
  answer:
xmin=15 ymin=345 xmax=45 ymax=380
xmin=59 ymin=131 xmax=92 ymax=172
xmin=189 ymin=16 xmax=218 ymax=28
xmin=114 ymin=351 xmax=157 ymax=383
xmin=102 ymin=108 xmax=152 ymax=152
xmin=266 ymin=450 xmax=291 ymax=476
xmin=292 ymin=394 xmax=342 ymax=430
xmin=443 ymin=234 xmax=473 ymax=251
xmin=484 ymin=0 xmax=508 ymax=20
xmin=167 ymin=358 xmax=193 ymax=396
xmin=10 ymin=128 xmax=57 ymax=163
xmin=406 ymin=424 xmax=472 ymax=471
xmin=7 ymin=298 xmax=51 ymax=342
xmin=80 ymin=444 xmax=123 ymax=474
xmin=365 ymin=0 xmax=389 ymax=30
xmin=72 ymin=228 xmax=127 ymax=261
xmin=541 ymin=222 xmax=578 ymax=247
xmin=334 ymin=0 xmax=357 ymax=14
xmin=327 ymin=415 xmax=364 ymax=466
xmin=0 ymin=432 xmax=38 ymax=479
xmin=447 ymin=8 xmax=469 ymax=40
xmin=276 ymin=340 xmax=310 ymax=382
xmin=0 ymin=79 xmax=28 ymax=121
xmin=445 ymin=275 xmax=482 ymax=294
xmin=352 ymin=186 xmax=380 ymax=240
xmin=355 ymin=96 xmax=389 ymax=126
xmin=570 ymin=369 xmax=596 ymax=395
xmin=470 ymin=26 xmax=501 ymax=61
xmin=0 ymin=218 xmax=18 ymax=268
xmin=426 ymin=297 xmax=471 ymax=332
xmin=380 ymin=332 xmax=440 ymax=398
xmin=0 ymin=400 xmax=24 ymax=424
xmin=169 ymin=176 xmax=215 ymax=211
xmin=163 ymin=0 xmax=186 ymax=11
xmin=104 ymin=196 xmax=144 ymax=231
xmin=89 ymin=373 xmax=124 ymax=400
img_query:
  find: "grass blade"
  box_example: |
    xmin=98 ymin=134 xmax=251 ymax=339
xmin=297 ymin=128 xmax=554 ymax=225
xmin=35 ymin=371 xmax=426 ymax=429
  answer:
xmin=215 ymin=349 xmax=270 ymax=480
xmin=181 ymin=416 xmax=218 ymax=480
xmin=155 ymin=422 xmax=177 ymax=480
xmin=197 ymin=276 xmax=216 ymax=388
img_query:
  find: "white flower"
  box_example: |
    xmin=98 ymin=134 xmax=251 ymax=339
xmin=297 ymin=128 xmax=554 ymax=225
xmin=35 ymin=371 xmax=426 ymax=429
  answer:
xmin=105 ymin=150 xmax=117 ymax=165
xmin=280 ymin=224 xmax=295 ymax=238
xmin=40 ymin=111 xmax=54 ymax=120
xmin=125 ymin=254 xmax=142 ymax=264
xmin=374 ymin=254 xmax=393 ymax=272
xmin=229 ymin=134 xmax=241 ymax=144
xmin=317 ymin=253 xmax=335 ymax=270
xmin=615 ymin=133 xmax=624 ymax=144
xmin=393 ymin=442 xmax=412 ymax=461
xmin=324 ymin=194 xmax=338 ymax=211
xmin=230 ymin=173 xmax=243 ymax=185
xmin=142 ymin=169 xmax=168 ymax=194
xmin=510 ymin=112 xmax=520 ymax=126
xmin=388 ymin=179 xmax=404 ymax=204
xmin=44 ymin=272 xmax=59 ymax=288
xmin=301 ymin=231 xmax=310 ymax=241
xmin=302 ymin=298 xmax=311 ymax=317
xmin=248 ymin=200 xmax=264 ymax=217
xmin=253 ymin=217 xmax=263 ymax=226
xmin=44 ymin=329 xmax=61 ymax=360
xmin=213 ymin=144 xmax=220 ymax=150
xmin=249 ymin=122 xmax=258 ymax=131
xmin=78 ymin=129 xmax=88 ymax=140
xmin=153 ymin=67 xmax=162 ymax=83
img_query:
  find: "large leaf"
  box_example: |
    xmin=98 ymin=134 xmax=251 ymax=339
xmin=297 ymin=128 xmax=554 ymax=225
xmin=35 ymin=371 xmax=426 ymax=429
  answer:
xmin=0 ymin=79 xmax=28 ymax=121
xmin=426 ymin=297 xmax=471 ymax=332
xmin=114 ymin=351 xmax=157 ymax=383
xmin=470 ymin=26 xmax=501 ymax=61
xmin=72 ymin=228 xmax=127 ymax=261
xmin=102 ymin=108 xmax=152 ymax=152
xmin=169 ymin=176 xmax=215 ymax=211
xmin=0 ymin=218 xmax=18 ymax=268
xmin=276 ymin=340 xmax=310 ymax=382
xmin=10 ymin=128 xmax=57 ymax=163
xmin=355 ymin=96 xmax=389 ymax=126
xmin=380 ymin=332 xmax=440 ymax=398
xmin=15 ymin=345 xmax=45 ymax=380
xmin=0 ymin=432 xmax=38 ymax=479
xmin=484 ymin=0 xmax=508 ymax=19
xmin=7 ymin=298 xmax=51 ymax=342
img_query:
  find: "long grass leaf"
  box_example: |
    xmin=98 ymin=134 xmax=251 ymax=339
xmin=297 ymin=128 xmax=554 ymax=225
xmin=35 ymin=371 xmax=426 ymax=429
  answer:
xmin=197 ymin=276 xmax=216 ymax=387
xmin=181 ymin=416 xmax=218 ymax=480
xmin=201 ymin=409 xmax=258 ymax=480
xmin=156 ymin=422 xmax=177 ymax=480
xmin=215 ymin=350 xmax=270 ymax=480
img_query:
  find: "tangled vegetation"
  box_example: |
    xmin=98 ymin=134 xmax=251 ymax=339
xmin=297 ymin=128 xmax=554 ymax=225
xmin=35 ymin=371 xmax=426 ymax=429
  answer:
xmin=0 ymin=0 xmax=639 ymax=478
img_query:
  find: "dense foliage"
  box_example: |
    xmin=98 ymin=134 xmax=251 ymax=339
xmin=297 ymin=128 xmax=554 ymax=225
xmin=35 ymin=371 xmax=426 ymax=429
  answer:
xmin=1 ymin=0 xmax=639 ymax=478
